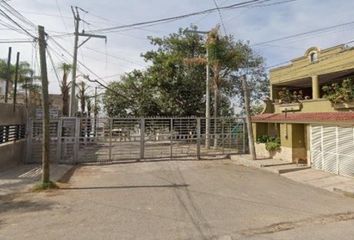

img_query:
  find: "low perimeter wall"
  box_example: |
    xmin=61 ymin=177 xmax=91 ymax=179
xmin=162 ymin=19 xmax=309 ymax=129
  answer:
xmin=0 ymin=140 xmax=26 ymax=171
xmin=0 ymin=103 xmax=28 ymax=169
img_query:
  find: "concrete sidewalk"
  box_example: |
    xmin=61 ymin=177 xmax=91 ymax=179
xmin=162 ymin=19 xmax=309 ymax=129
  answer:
xmin=0 ymin=164 xmax=73 ymax=196
xmin=231 ymin=154 xmax=354 ymax=197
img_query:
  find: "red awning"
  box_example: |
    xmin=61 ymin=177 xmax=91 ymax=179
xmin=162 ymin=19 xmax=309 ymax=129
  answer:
xmin=252 ymin=112 xmax=354 ymax=124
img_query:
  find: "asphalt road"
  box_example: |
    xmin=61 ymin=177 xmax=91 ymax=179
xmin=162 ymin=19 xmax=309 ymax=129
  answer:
xmin=1 ymin=159 xmax=354 ymax=240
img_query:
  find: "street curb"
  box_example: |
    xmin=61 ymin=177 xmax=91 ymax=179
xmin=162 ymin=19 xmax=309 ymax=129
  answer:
xmin=333 ymin=188 xmax=354 ymax=198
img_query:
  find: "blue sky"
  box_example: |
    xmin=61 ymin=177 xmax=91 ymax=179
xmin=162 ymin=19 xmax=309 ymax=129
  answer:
xmin=1 ymin=0 xmax=354 ymax=95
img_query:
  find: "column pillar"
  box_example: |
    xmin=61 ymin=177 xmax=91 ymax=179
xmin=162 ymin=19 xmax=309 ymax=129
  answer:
xmin=312 ymin=75 xmax=320 ymax=99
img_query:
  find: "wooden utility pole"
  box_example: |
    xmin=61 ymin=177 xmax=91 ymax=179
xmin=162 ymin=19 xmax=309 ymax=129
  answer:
xmin=38 ymin=25 xmax=51 ymax=183
xmin=242 ymin=75 xmax=256 ymax=160
xmin=5 ymin=47 xmax=11 ymax=103
xmin=69 ymin=6 xmax=80 ymax=117
xmin=69 ymin=6 xmax=106 ymax=117
xmin=13 ymin=52 xmax=20 ymax=112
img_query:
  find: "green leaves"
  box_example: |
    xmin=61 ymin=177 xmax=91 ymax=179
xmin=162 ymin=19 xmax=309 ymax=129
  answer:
xmin=103 ymin=26 xmax=268 ymax=117
xmin=322 ymin=78 xmax=354 ymax=103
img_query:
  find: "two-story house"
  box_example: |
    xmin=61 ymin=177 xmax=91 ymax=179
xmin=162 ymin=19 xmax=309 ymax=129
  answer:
xmin=252 ymin=45 xmax=354 ymax=178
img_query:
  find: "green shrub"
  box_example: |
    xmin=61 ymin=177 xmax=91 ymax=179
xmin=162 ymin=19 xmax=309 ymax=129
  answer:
xmin=265 ymin=138 xmax=281 ymax=152
xmin=257 ymin=135 xmax=281 ymax=152
xmin=256 ymin=135 xmax=270 ymax=144
xmin=322 ymin=78 xmax=354 ymax=103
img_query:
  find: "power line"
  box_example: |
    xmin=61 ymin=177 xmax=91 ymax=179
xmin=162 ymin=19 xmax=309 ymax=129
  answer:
xmin=83 ymin=46 xmax=147 ymax=67
xmin=266 ymin=40 xmax=354 ymax=72
xmin=48 ymin=37 xmax=129 ymax=99
xmin=0 ymin=7 xmax=37 ymax=38
xmin=46 ymin=48 xmax=62 ymax=86
xmin=0 ymin=0 xmax=36 ymax=28
xmin=0 ymin=40 xmax=34 ymax=43
xmin=212 ymin=0 xmax=228 ymax=35
xmin=252 ymin=20 xmax=354 ymax=46
xmin=87 ymin=0 xmax=272 ymax=33
xmin=55 ymin=0 xmax=69 ymax=32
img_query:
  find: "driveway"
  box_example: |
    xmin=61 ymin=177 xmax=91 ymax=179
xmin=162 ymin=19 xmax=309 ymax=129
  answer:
xmin=1 ymin=159 xmax=354 ymax=240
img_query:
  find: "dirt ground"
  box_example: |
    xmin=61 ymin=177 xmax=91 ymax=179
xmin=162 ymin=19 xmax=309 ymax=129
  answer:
xmin=1 ymin=159 xmax=354 ymax=240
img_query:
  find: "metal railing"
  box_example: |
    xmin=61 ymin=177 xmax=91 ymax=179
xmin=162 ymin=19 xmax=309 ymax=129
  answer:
xmin=26 ymin=117 xmax=247 ymax=164
xmin=0 ymin=124 xmax=26 ymax=144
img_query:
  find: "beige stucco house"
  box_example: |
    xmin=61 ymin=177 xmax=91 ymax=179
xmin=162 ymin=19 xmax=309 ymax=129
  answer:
xmin=252 ymin=44 xmax=354 ymax=178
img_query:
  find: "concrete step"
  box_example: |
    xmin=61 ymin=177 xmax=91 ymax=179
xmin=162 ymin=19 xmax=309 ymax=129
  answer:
xmin=230 ymin=155 xmax=292 ymax=169
xmin=263 ymin=164 xmax=310 ymax=174
xmin=260 ymin=162 xmax=295 ymax=168
xmin=230 ymin=154 xmax=310 ymax=175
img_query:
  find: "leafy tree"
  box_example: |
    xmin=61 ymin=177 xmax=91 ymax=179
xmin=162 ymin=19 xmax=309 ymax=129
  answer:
xmin=103 ymin=26 xmax=268 ymax=117
xmin=206 ymin=26 xmax=268 ymax=118
xmin=104 ymin=70 xmax=161 ymax=117
xmin=104 ymin=27 xmax=207 ymax=117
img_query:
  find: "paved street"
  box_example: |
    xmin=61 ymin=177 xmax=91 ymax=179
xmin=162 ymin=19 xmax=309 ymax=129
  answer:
xmin=1 ymin=159 xmax=354 ymax=240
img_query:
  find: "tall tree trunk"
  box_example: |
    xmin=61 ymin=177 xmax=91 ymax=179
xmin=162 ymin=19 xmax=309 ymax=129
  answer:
xmin=62 ymin=72 xmax=69 ymax=116
xmin=242 ymin=75 xmax=256 ymax=160
xmin=62 ymin=90 xmax=69 ymax=116
xmin=213 ymin=86 xmax=218 ymax=148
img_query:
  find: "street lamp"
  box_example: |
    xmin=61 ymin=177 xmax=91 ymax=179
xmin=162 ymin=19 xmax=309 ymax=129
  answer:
xmin=185 ymin=30 xmax=211 ymax=149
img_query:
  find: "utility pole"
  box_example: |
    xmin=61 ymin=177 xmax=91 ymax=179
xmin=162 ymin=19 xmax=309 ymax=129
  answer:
xmin=5 ymin=47 xmax=11 ymax=103
xmin=69 ymin=6 xmax=107 ymax=117
xmin=13 ymin=52 xmax=20 ymax=112
xmin=38 ymin=25 xmax=51 ymax=184
xmin=241 ymin=75 xmax=256 ymax=160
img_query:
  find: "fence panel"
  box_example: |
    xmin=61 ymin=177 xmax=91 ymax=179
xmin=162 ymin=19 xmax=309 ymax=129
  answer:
xmin=27 ymin=117 xmax=247 ymax=164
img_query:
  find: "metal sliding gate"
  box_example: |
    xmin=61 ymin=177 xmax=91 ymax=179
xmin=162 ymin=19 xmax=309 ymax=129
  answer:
xmin=26 ymin=117 xmax=247 ymax=164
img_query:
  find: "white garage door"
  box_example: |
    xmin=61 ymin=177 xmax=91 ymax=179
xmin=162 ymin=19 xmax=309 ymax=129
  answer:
xmin=310 ymin=125 xmax=354 ymax=177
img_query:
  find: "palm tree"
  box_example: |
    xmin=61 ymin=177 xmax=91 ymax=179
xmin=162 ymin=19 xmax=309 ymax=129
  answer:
xmin=76 ymin=81 xmax=89 ymax=116
xmin=18 ymin=61 xmax=37 ymax=107
xmin=59 ymin=63 xmax=72 ymax=116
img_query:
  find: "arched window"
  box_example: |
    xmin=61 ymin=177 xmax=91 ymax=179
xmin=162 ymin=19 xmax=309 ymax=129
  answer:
xmin=310 ymin=52 xmax=318 ymax=63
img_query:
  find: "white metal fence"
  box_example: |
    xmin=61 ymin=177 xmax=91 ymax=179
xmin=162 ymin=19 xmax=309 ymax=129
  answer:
xmin=26 ymin=117 xmax=247 ymax=164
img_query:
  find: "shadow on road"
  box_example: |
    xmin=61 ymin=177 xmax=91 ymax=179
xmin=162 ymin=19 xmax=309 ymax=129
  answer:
xmin=59 ymin=184 xmax=189 ymax=191
xmin=0 ymin=193 xmax=54 ymax=215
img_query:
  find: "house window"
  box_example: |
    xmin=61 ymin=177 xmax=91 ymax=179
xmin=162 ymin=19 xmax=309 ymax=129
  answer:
xmin=310 ymin=52 xmax=318 ymax=63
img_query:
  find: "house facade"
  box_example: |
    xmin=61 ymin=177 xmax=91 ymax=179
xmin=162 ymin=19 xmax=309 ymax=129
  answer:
xmin=252 ymin=44 xmax=354 ymax=178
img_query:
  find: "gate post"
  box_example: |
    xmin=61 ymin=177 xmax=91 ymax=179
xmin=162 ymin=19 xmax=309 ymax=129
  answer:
xmin=170 ymin=118 xmax=173 ymax=159
xmin=56 ymin=119 xmax=63 ymax=163
xmin=26 ymin=118 xmax=33 ymax=163
xmin=197 ymin=118 xmax=201 ymax=160
xmin=74 ymin=118 xmax=80 ymax=163
xmin=109 ymin=118 xmax=113 ymax=161
xmin=221 ymin=119 xmax=224 ymax=154
xmin=140 ymin=118 xmax=145 ymax=160
xmin=242 ymin=118 xmax=246 ymax=154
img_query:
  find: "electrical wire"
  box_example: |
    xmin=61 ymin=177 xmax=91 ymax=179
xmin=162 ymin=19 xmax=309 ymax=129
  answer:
xmin=252 ymin=20 xmax=354 ymax=46
xmin=87 ymin=0 xmax=272 ymax=33
xmin=46 ymin=47 xmax=62 ymax=86
xmin=48 ymin=37 xmax=129 ymax=99
xmin=212 ymin=0 xmax=228 ymax=35
xmin=0 ymin=0 xmax=36 ymax=28
xmin=0 ymin=8 xmax=37 ymax=38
